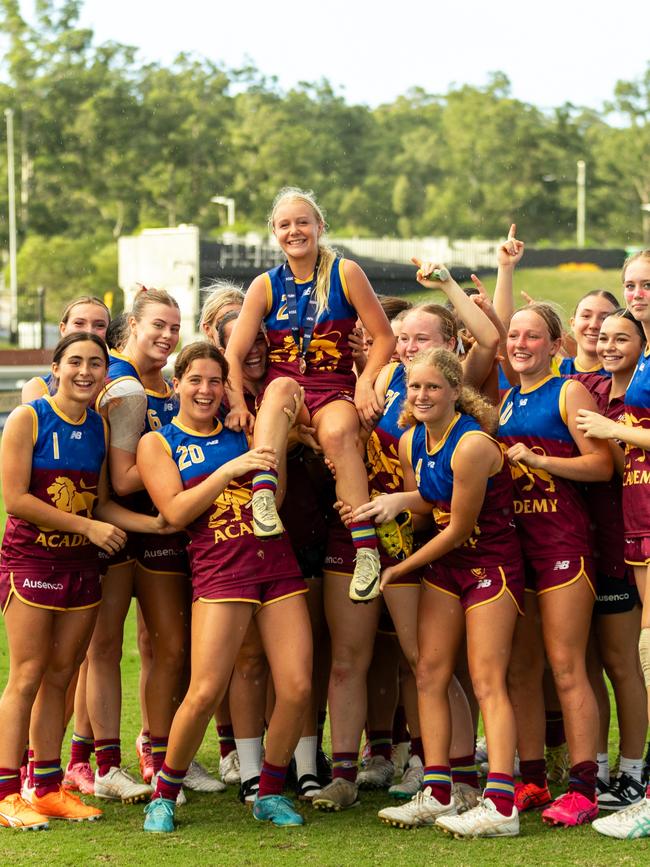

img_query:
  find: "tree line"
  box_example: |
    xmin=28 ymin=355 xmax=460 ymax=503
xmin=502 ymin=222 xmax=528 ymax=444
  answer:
xmin=1 ymin=0 xmax=649 ymax=314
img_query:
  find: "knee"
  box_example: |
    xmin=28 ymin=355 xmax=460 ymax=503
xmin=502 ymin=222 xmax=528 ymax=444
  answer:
xmin=416 ymin=655 xmax=451 ymax=694
xmin=470 ymin=667 xmax=505 ymax=706
xmin=42 ymin=660 xmax=77 ymax=692
xmin=276 ymin=673 xmax=311 ymax=710
xmin=151 ymin=635 xmax=186 ymax=674
xmin=7 ymin=660 xmax=46 ymax=704
xmin=262 ymin=377 xmax=301 ymax=406
xmin=87 ymin=630 xmax=123 ymax=666
xmin=319 ymin=422 xmax=358 ymax=457
xmin=547 ymin=653 xmax=582 ymax=694
xmin=329 ymin=648 xmax=369 ymax=686
xmin=602 ymin=647 xmax=640 ymax=686
xmin=183 ymin=684 xmax=220 ymax=719
xmin=234 ymin=649 xmax=269 ymax=683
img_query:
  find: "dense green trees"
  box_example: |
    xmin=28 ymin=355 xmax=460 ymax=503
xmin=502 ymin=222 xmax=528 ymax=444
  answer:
xmin=1 ymin=0 xmax=649 ymax=314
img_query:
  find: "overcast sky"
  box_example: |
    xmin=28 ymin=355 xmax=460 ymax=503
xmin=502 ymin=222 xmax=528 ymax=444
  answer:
xmin=14 ymin=0 xmax=649 ymax=112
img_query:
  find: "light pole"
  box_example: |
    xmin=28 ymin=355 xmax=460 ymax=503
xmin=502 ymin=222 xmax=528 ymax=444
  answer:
xmin=211 ymin=196 xmax=236 ymax=227
xmin=5 ymin=108 xmax=18 ymax=343
xmin=576 ymin=160 xmax=586 ymax=249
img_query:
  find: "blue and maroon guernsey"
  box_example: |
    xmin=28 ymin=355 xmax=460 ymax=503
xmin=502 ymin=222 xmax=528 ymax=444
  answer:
xmin=498 ymin=375 xmax=592 ymax=558
xmin=98 ymin=351 xmax=177 ymax=433
xmin=367 ymin=362 xmax=407 ymax=496
xmin=623 ymin=345 xmax=650 ymax=538
xmin=1 ymin=397 xmax=106 ymax=570
xmin=558 ymin=357 xmax=610 ymax=377
xmin=404 ymin=413 xmax=520 ymax=569
xmin=155 ymin=419 xmax=301 ymax=590
xmin=29 ymin=372 xmax=57 ymax=398
xmin=262 ymin=258 xmax=357 ymax=389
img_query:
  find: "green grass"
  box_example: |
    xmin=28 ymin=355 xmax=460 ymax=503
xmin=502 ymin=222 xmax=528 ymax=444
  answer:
xmin=1 ymin=280 xmax=649 ymax=864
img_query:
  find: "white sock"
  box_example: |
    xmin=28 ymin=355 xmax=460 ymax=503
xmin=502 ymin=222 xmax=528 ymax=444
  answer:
xmin=294 ymin=736 xmax=318 ymax=780
xmin=597 ymin=752 xmax=609 ymax=785
xmin=235 ymin=737 xmax=263 ymax=783
xmin=619 ymin=756 xmax=644 ymax=783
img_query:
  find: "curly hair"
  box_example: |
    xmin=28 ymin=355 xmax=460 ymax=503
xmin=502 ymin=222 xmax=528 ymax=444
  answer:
xmin=398 ymin=348 xmax=497 ymax=434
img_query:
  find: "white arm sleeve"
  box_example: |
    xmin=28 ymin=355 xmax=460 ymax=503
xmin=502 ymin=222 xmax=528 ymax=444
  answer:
xmin=100 ymin=379 xmax=147 ymax=453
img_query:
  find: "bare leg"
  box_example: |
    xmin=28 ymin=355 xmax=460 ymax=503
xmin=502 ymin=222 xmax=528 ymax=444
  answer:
xmin=257 ymin=595 xmax=313 ymax=766
xmin=507 ymin=591 xmax=546 ymax=761
xmin=324 ymin=573 xmax=380 ymax=754
xmin=86 ymin=561 xmax=135 ymax=740
xmin=538 ymin=578 xmax=598 ymax=765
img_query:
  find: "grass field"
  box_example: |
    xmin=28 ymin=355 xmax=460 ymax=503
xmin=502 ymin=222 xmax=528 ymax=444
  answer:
xmin=1 ymin=268 xmax=649 ymax=864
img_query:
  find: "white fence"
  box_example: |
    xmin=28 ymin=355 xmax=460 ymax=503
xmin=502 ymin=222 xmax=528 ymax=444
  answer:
xmin=328 ymin=237 xmax=502 ymax=269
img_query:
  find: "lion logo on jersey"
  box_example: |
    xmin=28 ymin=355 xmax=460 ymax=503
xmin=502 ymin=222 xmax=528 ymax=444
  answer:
xmin=47 ymin=476 xmax=97 ymax=516
xmin=508 ymin=447 xmax=556 ymax=493
xmin=208 ymin=482 xmax=251 ymax=528
xmin=624 ymin=412 xmax=650 ymax=463
xmin=433 ymin=506 xmax=481 ymax=548
xmin=366 ymin=432 xmax=402 ymax=491
xmin=269 ymin=331 xmax=343 ymax=372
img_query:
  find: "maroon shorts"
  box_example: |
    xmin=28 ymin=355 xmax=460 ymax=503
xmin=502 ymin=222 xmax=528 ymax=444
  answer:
xmin=323 ymin=521 xmax=422 ymax=586
xmin=423 ymin=561 xmax=525 ymax=613
xmin=256 ymin=382 xmax=355 ymax=423
xmin=98 ymin=536 xmax=137 ymax=573
xmin=624 ymin=536 xmax=650 ymax=567
xmin=134 ymin=531 xmax=189 ymax=576
xmin=0 ymin=566 xmax=102 ymax=613
xmin=194 ymin=573 xmax=307 ymax=607
xmin=524 ymin=555 xmax=595 ymax=596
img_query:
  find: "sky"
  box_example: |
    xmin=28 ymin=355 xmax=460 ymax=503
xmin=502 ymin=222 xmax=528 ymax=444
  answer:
xmin=17 ymin=0 xmax=650 ymax=112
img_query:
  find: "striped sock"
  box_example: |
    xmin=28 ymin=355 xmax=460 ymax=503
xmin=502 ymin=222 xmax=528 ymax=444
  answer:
xmin=349 ymin=520 xmax=378 ymax=550
xmin=252 ymin=470 xmax=278 ymax=496
xmin=258 ymin=761 xmax=288 ymax=797
xmin=423 ymin=765 xmax=452 ymax=805
xmin=568 ymin=761 xmax=597 ymax=800
xmin=484 ymin=772 xmax=515 ymax=816
xmin=332 ymin=752 xmax=358 ymax=783
xmin=155 ymin=762 xmax=186 ymax=802
xmin=33 ymin=758 xmax=63 ymax=797
xmin=150 ymin=736 xmax=168 ymax=775
xmin=0 ymin=768 xmax=21 ymax=800
xmin=451 ymin=754 xmax=479 ymax=789
xmin=95 ymin=739 xmax=121 ymax=777
xmin=70 ymin=732 xmax=94 ymax=766
xmin=368 ymin=730 xmax=392 ymax=761
xmin=217 ymin=724 xmax=236 ymax=758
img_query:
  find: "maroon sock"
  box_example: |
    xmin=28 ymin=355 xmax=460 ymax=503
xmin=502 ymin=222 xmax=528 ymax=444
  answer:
xmin=450 ymin=754 xmax=479 ymax=789
xmin=368 ymin=730 xmax=392 ymax=761
xmin=33 ymin=758 xmax=63 ymax=797
xmin=410 ymin=737 xmax=424 ymax=763
xmin=0 ymin=768 xmax=21 ymax=800
xmin=519 ymin=758 xmax=547 ymax=788
xmin=217 ymin=724 xmax=235 ymax=759
xmin=317 ymin=711 xmax=327 ymax=750
xmin=28 ymin=748 xmax=34 ymax=788
xmin=392 ymin=705 xmax=409 ymax=744
xmin=332 ymin=752 xmax=358 ymax=783
xmin=154 ymin=762 xmax=186 ymax=802
xmin=70 ymin=733 xmax=94 ymax=766
xmin=568 ymin=761 xmax=597 ymax=800
xmin=258 ymin=761 xmax=288 ymax=797
xmin=150 ymin=735 xmax=168 ymax=775
xmin=423 ymin=765 xmax=452 ymax=804
xmin=484 ymin=773 xmax=515 ymax=816
xmin=95 ymin=739 xmax=121 ymax=776
xmin=545 ymin=711 xmax=565 ymax=749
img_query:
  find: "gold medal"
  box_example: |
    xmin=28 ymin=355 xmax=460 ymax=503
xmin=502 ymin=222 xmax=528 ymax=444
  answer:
xmin=299 ymin=356 xmax=307 ymax=375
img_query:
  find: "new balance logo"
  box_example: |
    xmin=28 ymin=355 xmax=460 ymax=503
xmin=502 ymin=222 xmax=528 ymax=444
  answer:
xmin=553 ymin=560 xmax=570 ymax=571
